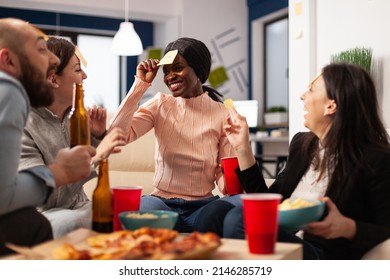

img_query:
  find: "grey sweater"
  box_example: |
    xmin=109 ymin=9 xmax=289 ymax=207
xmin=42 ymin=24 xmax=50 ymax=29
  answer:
xmin=19 ymin=106 xmax=99 ymax=211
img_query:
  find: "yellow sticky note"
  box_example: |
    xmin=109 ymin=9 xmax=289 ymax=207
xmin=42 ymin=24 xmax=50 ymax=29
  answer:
xmin=157 ymin=49 xmax=178 ymax=66
xmin=308 ymin=72 xmax=322 ymax=88
xmin=32 ymin=25 xmax=49 ymax=41
xmin=295 ymin=2 xmax=302 ymax=16
xmin=209 ymin=66 xmax=229 ymax=88
xmin=75 ymin=46 xmax=88 ymax=68
xmin=224 ymin=98 xmax=234 ymax=109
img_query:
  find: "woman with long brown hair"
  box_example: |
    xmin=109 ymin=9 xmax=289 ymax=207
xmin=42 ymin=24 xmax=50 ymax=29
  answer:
xmin=200 ymin=63 xmax=390 ymax=259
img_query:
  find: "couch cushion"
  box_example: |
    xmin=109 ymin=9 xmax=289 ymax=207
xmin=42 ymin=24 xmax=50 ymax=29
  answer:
xmin=84 ymin=171 xmax=155 ymax=199
xmin=84 ymin=129 xmax=156 ymax=199
xmin=109 ymin=130 xmax=155 ymax=173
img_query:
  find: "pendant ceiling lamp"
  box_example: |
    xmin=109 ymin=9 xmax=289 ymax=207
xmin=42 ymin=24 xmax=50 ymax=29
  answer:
xmin=112 ymin=0 xmax=143 ymax=56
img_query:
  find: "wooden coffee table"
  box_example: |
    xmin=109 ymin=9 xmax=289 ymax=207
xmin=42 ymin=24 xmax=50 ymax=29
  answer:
xmin=212 ymin=238 xmax=302 ymax=260
xmin=1 ymin=228 xmax=302 ymax=260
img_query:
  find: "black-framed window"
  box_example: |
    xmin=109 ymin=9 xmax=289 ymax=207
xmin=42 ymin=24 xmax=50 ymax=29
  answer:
xmin=263 ymin=15 xmax=289 ymax=113
xmin=41 ymin=28 xmax=122 ymax=110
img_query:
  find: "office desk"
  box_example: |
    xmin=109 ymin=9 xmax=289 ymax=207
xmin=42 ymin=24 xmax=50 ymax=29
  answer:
xmin=250 ymin=134 xmax=289 ymax=178
xmin=249 ymin=134 xmax=289 ymax=155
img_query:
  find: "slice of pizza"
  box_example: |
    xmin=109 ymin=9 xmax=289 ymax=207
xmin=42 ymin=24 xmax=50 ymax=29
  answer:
xmin=52 ymin=243 xmax=91 ymax=260
xmin=51 ymin=228 xmax=220 ymax=260
xmin=87 ymin=230 xmax=134 ymax=248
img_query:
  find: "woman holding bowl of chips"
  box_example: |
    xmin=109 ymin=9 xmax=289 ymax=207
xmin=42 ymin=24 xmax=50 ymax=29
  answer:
xmin=198 ymin=63 xmax=390 ymax=259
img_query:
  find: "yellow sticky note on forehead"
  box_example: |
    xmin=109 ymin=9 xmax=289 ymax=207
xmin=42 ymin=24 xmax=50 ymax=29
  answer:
xmin=75 ymin=46 xmax=88 ymax=68
xmin=32 ymin=25 xmax=49 ymax=41
xmin=308 ymin=72 xmax=322 ymax=87
xmin=157 ymin=49 xmax=178 ymax=66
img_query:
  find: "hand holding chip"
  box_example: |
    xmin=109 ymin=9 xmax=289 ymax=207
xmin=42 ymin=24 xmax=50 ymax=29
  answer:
xmin=223 ymin=101 xmax=250 ymax=153
xmin=223 ymin=102 xmax=256 ymax=169
xmin=224 ymin=99 xmax=237 ymax=125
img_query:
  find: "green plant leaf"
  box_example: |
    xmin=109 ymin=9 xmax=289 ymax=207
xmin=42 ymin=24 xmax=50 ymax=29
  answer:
xmin=266 ymin=106 xmax=287 ymax=113
xmin=331 ymin=47 xmax=372 ymax=72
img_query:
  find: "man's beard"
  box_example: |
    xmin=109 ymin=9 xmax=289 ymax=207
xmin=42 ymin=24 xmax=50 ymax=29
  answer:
xmin=18 ymin=55 xmax=55 ymax=108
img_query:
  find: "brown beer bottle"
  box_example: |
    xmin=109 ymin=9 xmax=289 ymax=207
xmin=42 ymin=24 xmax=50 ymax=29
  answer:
xmin=69 ymin=83 xmax=91 ymax=147
xmin=92 ymin=159 xmax=113 ymax=233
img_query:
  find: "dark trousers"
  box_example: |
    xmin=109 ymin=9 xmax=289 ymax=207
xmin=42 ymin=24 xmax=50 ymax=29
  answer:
xmin=194 ymin=199 xmax=236 ymax=235
xmin=0 ymin=207 xmax=53 ymax=256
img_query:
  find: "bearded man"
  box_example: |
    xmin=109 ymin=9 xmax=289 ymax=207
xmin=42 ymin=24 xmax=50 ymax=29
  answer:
xmin=0 ymin=18 xmax=96 ymax=256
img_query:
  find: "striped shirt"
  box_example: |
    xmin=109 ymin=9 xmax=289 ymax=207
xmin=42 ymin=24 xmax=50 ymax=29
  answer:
xmin=109 ymin=77 xmax=234 ymax=200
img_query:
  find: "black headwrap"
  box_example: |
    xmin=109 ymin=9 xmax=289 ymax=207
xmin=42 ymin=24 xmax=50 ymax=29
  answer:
xmin=164 ymin=37 xmax=211 ymax=84
xmin=164 ymin=37 xmax=223 ymax=103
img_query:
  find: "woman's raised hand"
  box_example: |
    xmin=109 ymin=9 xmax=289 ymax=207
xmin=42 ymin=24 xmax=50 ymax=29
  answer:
xmin=88 ymin=105 xmax=107 ymax=138
xmin=224 ymin=107 xmax=250 ymax=152
xmin=224 ymin=108 xmax=256 ymax=170
xmin=136 ymin=59 xmax=160 ymax=83
xmin=92 ymin=127 xmax=127 ymax=167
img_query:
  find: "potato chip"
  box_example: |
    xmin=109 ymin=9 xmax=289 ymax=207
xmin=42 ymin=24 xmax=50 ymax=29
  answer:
xmin=224 ymin=98 xmax=234 ymax=109
xmin=126 ymin=212 xmax=158 ymax=219
xmin=278 ymin=198 xmax=316 ymax=210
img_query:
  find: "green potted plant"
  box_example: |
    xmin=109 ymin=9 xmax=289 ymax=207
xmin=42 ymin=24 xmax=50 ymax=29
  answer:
xmin=264 ymin=106 xmax=288 ymax=125
xmin=331 ymin=47 xmax=373 ymax=73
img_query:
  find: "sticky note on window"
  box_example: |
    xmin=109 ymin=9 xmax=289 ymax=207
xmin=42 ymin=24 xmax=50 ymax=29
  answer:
xmin=148 ymin=48 xmax=162 ymax=60
xmin=157 ymin=49 xmax=178 ymax=66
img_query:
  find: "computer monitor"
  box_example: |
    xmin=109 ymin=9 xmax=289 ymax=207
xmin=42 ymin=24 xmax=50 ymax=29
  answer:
xmin=233 ymin=100 xmax=259 ymax=128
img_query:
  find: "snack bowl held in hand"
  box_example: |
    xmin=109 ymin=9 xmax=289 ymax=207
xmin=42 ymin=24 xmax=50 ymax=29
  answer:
xmin=278 ymin=199 xmax=325 ymax=232
xmin=119 ymin=210 xmax=178 ymax=230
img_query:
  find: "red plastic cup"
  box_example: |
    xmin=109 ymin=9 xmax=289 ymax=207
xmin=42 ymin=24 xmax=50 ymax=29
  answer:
xmin=221 ymin=156 xmax=244 ymax=195
xmin=112 ymin=186 xmax=142 ymax=231
xmin=241 ymin=193 xmax=282 ymax=254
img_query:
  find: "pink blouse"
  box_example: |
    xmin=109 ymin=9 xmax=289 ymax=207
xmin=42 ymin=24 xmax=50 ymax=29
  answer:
xmin=109 ymin=77 xmax=234 ymax=200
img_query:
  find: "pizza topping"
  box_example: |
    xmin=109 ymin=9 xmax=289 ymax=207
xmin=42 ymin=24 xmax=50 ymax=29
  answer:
xmin=52 ymin=227 xmax=220 ymax=260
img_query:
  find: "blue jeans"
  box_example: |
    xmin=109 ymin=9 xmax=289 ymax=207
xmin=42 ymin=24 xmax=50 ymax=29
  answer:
xmin=140 ymin=195 xmax=220 ymax=233
xmin=224 ymin=205 xmax=325 ymax=260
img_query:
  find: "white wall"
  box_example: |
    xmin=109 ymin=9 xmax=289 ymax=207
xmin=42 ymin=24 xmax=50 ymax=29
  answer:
xmin=289 ymin=0 xmax=390 ymax=139
xmin=180 ymin=0 xmax=248 ymax=100
xmin=316 ymin=0 xmax=390 ymax=130
xmin=1 ymin=0 xmax=248 ymax=101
